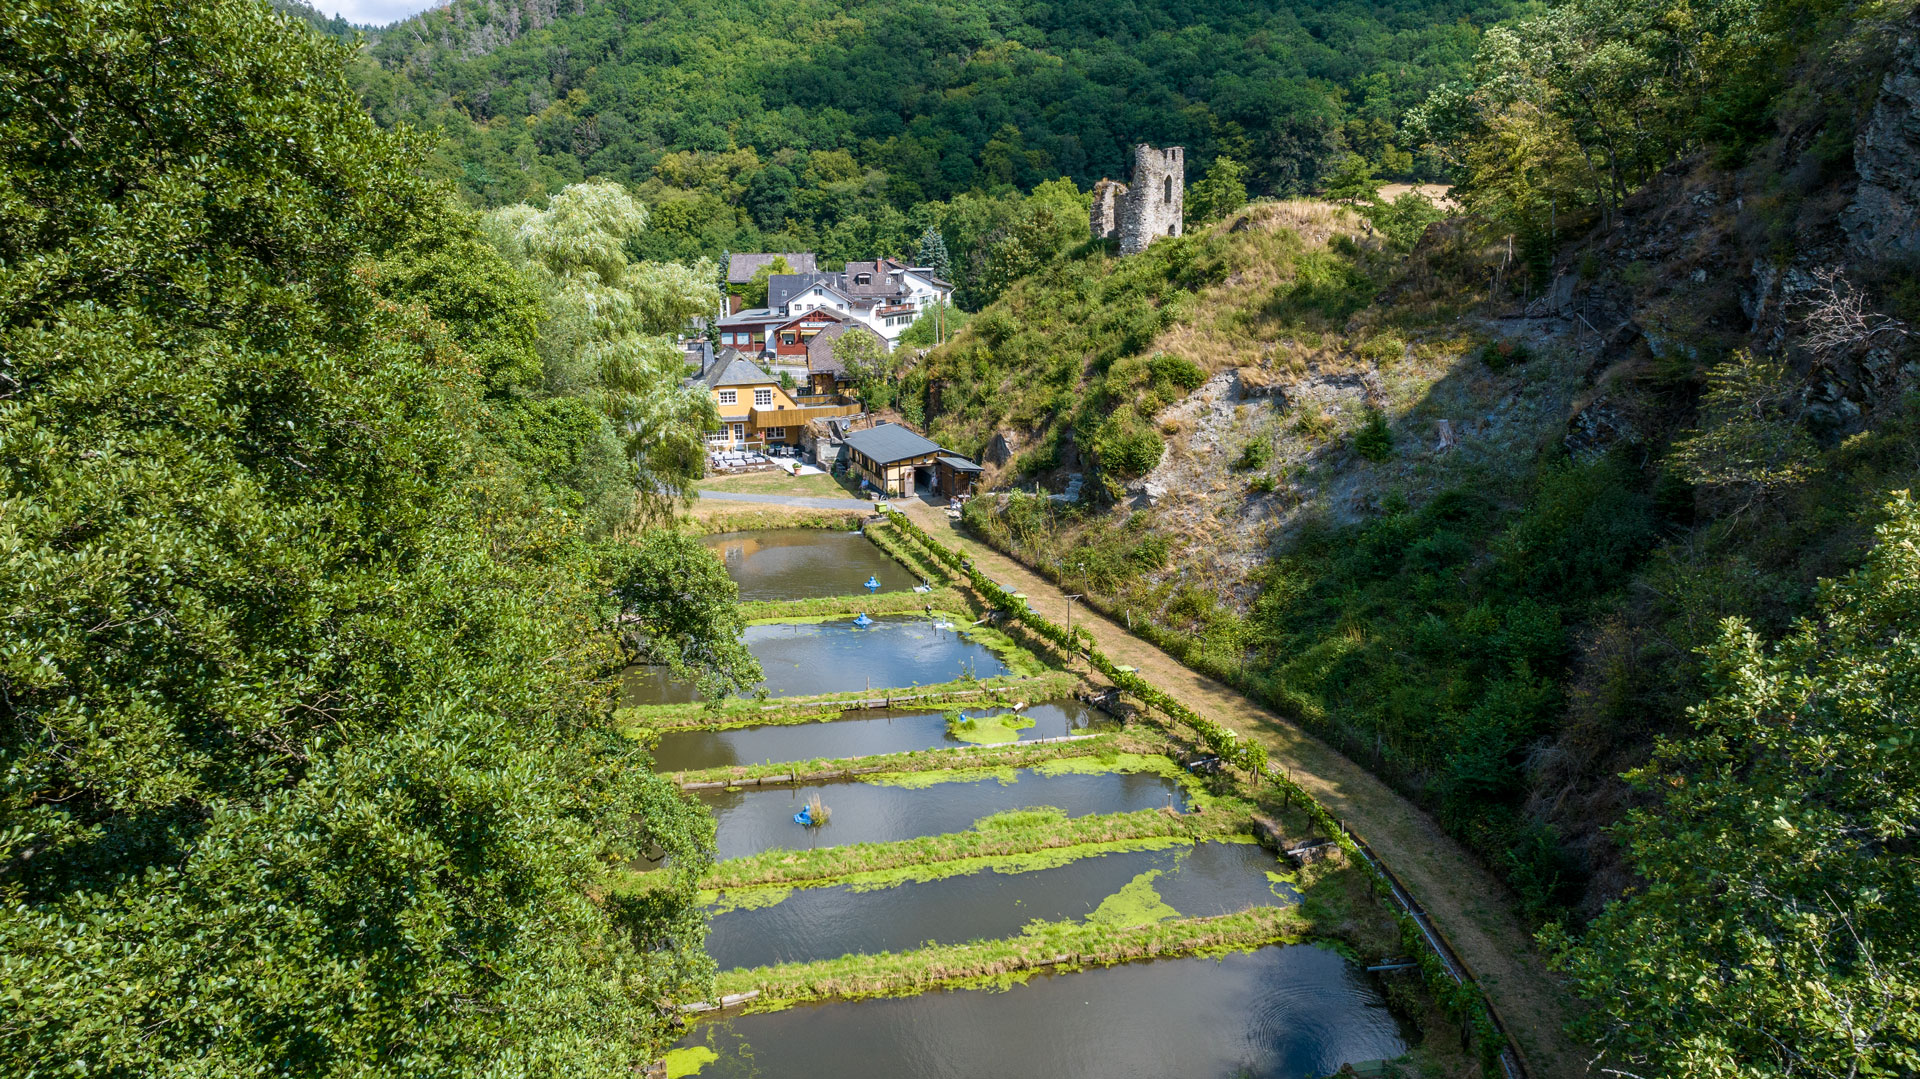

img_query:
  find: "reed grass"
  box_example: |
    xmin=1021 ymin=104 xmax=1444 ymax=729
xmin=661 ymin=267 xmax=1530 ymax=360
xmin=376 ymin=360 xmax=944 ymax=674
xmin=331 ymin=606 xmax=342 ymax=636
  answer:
xmin=712 ymin=904 xmax=1309 ymax=1004
xmin=700 ymin=803 xmax=1250 ymax=891
xmin=668 ymin=731 xmax=1146 ymax=786
xmin=616 ymin=671 xmax=1083 ymax=731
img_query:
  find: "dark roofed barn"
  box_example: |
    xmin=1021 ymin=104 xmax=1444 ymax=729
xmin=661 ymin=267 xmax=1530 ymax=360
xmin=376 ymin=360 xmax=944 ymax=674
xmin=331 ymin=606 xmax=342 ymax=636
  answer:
xmin=841 ymin=422 xmax=981 ymax=498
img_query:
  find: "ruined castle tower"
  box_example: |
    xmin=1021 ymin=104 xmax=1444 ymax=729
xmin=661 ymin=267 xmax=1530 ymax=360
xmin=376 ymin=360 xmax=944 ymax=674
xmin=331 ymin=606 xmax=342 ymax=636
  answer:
xmin=1089 ymin=145 xmax=1185 ymax=255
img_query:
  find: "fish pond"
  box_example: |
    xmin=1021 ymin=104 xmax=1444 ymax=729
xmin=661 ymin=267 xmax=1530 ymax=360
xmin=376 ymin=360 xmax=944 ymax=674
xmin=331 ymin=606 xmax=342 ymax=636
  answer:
xmin=651 ymin=699 xmax=1105 ymax=772
xmin=698 ymin=766 xmax=1189 ymax=860
xmin=705 ymin=840 xmax=1297 ymax=970
xmin=623 ymin=616 xmax=1011 ymax=706
xmin=705 ymin=528 xmax=921 ymax=601
xmin=670 ymin=945 xmax=1409 ymax=1079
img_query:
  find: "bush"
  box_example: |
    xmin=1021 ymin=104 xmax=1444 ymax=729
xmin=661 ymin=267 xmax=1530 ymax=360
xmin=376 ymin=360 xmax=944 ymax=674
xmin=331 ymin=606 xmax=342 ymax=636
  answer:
xmin=1098 ymin=427 xmax=1165 ymax=478
xmin=1479 ymin=339 xmax=1532 ymax=372
xmin=1352 ymin=410 xmax=1394 ymax=462
xmin=1235 ymin=437 xmax=1273 ymax=471
xmin=1148 ymin=352 xmax=1207 ymax=391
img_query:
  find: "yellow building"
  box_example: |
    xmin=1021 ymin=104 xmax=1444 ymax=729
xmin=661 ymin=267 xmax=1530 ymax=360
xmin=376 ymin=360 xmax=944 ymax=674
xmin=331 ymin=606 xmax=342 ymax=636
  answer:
xmin=698 ymin=349 xmax=859 ymax=449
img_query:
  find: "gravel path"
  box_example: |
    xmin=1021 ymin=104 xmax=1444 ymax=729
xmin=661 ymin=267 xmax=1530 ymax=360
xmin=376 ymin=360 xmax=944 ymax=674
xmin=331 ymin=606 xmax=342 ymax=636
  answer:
xmin=900 ymin=500 xmax=1587 ymax=1079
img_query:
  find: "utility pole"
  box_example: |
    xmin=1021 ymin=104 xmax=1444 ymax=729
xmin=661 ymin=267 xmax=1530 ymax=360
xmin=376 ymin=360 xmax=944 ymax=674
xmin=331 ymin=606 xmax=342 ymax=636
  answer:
xmin=1064 ymin=593 xmax=1084 ymax=658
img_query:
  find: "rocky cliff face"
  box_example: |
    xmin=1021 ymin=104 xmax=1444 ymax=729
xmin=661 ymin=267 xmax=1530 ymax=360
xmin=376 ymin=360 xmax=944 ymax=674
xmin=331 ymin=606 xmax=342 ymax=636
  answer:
xmin=1843 ymin=19 xmax=1920 ymax=261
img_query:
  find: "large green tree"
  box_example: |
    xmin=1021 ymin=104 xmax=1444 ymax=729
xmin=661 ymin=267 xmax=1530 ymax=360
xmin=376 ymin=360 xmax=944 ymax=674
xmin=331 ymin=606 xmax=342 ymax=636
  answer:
xmin=0 ymin=1 xmax=726 ymax=1072
xmin=1550 ymin=493 xmax=1920 ymax=1079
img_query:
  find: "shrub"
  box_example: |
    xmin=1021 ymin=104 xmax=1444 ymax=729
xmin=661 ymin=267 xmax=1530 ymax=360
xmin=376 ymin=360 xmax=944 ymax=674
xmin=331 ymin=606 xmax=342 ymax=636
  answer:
xmin=1249 ymin=473 xmax=1278 ymax=493
xmin=1479 ymin=339 xmax=1532 ymax=372
xmin=1235 ymin=437 xmax=1273 ymax=471
xmin=1098 ymin=427 xmax=1165 ymax=478
xmin=1353 ymin=410 xmax=1394 ymax=461
xmin=1148 ymin=352 xmax=1207 ymax=391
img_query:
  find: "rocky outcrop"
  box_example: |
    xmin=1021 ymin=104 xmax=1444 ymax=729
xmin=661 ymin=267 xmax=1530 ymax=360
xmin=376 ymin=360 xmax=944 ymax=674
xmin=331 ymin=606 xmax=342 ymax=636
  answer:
xmin=984 ymin=430 xmax=1019 ymax=466
xmin=1842 ymin=20 xmax=1920 ymax=261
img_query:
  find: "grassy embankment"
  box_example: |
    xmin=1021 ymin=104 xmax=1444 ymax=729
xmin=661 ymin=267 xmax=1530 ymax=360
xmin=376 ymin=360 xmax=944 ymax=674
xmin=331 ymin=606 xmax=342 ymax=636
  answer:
xmin=665 ymin=730 xmax=1155 ymax=786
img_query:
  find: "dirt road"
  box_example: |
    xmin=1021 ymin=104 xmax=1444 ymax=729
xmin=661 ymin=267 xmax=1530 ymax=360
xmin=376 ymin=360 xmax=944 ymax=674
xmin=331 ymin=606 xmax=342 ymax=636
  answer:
xmin=900 ymin=500 xmax=1587 ymax=1079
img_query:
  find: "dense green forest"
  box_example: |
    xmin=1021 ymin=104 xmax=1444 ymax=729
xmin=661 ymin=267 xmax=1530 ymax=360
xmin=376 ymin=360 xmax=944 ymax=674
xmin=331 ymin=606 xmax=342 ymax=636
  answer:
xmin=347 ymin=0 xmax=1512 ymax=287
xmin=0 ymin=0 xmax=756 ymax=1071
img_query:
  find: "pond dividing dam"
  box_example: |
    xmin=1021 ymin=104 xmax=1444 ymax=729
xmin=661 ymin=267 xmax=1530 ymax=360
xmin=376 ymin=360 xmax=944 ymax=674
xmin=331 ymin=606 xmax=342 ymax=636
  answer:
xmin=651 ymin=699 xmax=1106 ymax=772
xmin=644 ymin=528 xmax=1414 ymax=1078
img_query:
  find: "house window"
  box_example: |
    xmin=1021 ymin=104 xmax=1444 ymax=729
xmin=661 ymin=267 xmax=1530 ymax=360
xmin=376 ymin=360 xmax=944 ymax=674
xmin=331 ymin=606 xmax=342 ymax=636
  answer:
xmin=854 ymin=273 xmax=872 ymax=285
xmin=764 ymin=426 xmax=785 ymax=439
xmin=732 ymin=423 xmax=745 ymax=441
xmin=781 ymin=332 xmax=796 ymax=346
xmin=754 ymin=388 xmax=773 ymax=407
xmin=718 ymin=389 xmax=736 ymax=405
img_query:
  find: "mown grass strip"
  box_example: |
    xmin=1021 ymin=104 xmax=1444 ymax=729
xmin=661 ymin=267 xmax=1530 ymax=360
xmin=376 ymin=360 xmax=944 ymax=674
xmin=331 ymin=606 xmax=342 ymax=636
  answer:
xmin=711 ymin=904 xmax=1307 ymax=1004
xmin=668 ymin=730 xmax=1145 ymax=786
xmin=702 ymin=833 xmax=1258 ymax=912
xmin=862 ymin=521 xmax=953 ymax=585
xmin=736 ymin=587 xmax=970 ymax=622
xmin=699 ymin=802 xmax=1250 ymax=891
xmin=617 ymin=671 xmax=1083 ymax=731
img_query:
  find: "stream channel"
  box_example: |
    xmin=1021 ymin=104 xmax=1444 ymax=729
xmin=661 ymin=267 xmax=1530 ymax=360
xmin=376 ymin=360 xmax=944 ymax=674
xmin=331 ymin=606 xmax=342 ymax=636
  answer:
xmin=661 ymin=529 xmax=1411 ymax=1076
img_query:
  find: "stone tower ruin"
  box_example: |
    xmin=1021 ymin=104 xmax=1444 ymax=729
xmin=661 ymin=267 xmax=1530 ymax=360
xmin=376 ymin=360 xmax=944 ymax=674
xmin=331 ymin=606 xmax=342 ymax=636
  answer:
xmin=1089 ymin=145 xmax=1185 ymax=255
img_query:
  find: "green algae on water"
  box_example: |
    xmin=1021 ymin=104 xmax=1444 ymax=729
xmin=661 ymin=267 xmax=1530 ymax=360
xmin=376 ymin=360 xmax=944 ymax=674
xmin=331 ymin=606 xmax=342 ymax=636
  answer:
xmin=1085 ymin=868 xmax=1180 ymax=927
xmin=663 ymin=1045 xmax=716 ymax=1078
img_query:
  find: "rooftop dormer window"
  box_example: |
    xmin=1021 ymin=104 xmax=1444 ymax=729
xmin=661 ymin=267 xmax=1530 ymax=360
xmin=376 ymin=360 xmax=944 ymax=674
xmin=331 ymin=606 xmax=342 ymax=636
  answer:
xmin=854 ymin=273 xmax=872 ymax=285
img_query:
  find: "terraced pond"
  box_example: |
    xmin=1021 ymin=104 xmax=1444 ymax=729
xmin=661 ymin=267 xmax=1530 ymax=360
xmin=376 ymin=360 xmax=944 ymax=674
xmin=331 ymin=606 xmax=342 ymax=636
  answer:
xmin=704 ymin=527 xmax=921 ymax=600
xmin=699 ymin=766 xmax=1188 ymax=860
xmin=651 ymin=699 xmax=1105 ymax=771
xmin=636 ymin=527 xmax=1421 ymax=1078
xmin=673 ymin=945 xmax=1409 ymax=1079
xmin=624 ymin=616 xmax=1010 ymax=706
xmin=706 ymin=840 xmax=1297 ymax=970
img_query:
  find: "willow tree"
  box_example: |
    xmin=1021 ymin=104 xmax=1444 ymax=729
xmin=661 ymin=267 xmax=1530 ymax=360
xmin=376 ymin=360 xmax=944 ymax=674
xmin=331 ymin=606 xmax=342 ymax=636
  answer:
xmin=0 ymin=1 xmax=718 ymax=1073
xmin=484 ymin=183 xmax=721 ymax=524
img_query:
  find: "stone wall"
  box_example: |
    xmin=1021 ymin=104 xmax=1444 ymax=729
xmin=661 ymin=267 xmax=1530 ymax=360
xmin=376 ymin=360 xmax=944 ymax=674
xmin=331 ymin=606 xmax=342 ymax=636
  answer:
xmin=1089 ymin=178 xmax=1127 ymax=241
xmin=1089 ymin=145 xmax=1187 ymax=255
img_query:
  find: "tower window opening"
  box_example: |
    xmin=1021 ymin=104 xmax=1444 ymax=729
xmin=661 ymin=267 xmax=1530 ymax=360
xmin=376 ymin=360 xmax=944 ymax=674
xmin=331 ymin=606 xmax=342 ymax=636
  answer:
xmin=1163 ymin=176 xmax=1172 ymax=203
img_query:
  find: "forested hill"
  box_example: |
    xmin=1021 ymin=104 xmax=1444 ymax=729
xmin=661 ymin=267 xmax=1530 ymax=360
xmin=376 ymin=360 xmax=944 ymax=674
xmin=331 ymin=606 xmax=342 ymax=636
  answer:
xmin=352 ymin=0 xmax=1510 ymax=256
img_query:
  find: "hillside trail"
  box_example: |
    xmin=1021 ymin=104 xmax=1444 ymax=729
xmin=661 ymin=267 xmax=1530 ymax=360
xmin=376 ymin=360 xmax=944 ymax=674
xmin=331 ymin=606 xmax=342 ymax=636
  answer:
xmin=900 ymin=499 xmax=1587 ymax=1079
